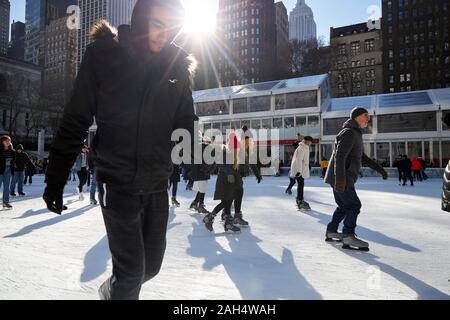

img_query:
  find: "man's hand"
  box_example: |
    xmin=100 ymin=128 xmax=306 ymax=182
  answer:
xmin=295 ymin=172 xmax=301 ymax=177
xmin=334 ymin=181 xmax=346 ymax=193
xmin=227 ymin=174 xmax=235 ymax=184
xmin=43 ymin=184 xmax=65 ymax=215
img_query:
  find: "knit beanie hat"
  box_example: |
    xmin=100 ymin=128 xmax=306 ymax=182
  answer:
xmin=351 ymin=107 xmax=369 ymax=120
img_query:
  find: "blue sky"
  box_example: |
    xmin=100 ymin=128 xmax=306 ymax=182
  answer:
xmin=10 ymin=0 xmax=382 ymax=43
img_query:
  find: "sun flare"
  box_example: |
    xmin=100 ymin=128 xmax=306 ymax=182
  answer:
xmin=181 ymin=0 xmax=218 ymax=35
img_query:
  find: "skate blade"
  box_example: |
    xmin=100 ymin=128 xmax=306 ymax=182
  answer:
xmin=325 ymin=238 xmax=342 ymax=242
xmin=225 ymin=229 xmax=241 ymax=234
xmin=342 ymin=244 xmax=369 ymax=252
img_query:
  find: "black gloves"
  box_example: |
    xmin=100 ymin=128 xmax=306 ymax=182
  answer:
xmin=295 ymin=172 xmax=301 ymax=177
xmin=227 ymin=174 xmax=235 ymax=184
xmin=43 ymin=183 xmax=65 ymax=215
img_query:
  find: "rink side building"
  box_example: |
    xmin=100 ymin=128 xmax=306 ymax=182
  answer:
xmin=193 ymin=74 xmax=450 ymax=168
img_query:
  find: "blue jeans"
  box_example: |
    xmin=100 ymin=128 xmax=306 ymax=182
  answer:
xmin=90 ymin=168 xmax=97 ymax=201
xmin=327 ymin=185 xmax=362 ymax=235
xmin=0 ymin=167 xmax=12 ymax=204
xmin=10 ymin=170 xmax=24 ymax=194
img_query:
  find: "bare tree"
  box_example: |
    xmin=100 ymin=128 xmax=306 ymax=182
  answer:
xmin=288 ymin=37 xmax=331 ymax=78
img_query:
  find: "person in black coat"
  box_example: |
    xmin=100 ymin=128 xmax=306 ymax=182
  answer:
xmin=0 ymin=135 xmax=15 ymax=209
xmin=324 ymin=108 xmax=388 ymax=250
xmin=10 ymin=144 xmax=35 ymax=196
xmin=43 ymin=0 xmax=198 ymax=300
xmin=393 ymin=156 xmax=404 ymax=186
xmin=168 ymin=164 xmax=181 ymax=207
xmin=189 ymin=140 xmax=216 ymax=214
xmin=203 ymin=133 xmax=244 ymax=233
xmin=442 ymin=113 xmax=450 ymax=212
xmin=400 ymin=155 xmax=414 ymax=186
xmin=23 ymin=158 xmax=36 ymax=185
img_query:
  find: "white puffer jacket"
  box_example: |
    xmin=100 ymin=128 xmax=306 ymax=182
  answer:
xmin=290 ymin=142 xmax=310 ymax=179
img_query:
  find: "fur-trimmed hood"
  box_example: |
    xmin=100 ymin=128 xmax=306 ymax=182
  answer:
xmin=89 ymin=19 xmax=197 ymax=80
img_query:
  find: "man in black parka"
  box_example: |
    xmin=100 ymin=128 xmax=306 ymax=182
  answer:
xmin=324 ymin=107 xmax=388 ymax=251
xmin=443 ymin=113 xmax=450 ymax=212
xmin=43 ymin=0 xmax=197 ymax=299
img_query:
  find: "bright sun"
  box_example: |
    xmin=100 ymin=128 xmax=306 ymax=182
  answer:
xmin=181 ymin=0 xmax=218 ymax=35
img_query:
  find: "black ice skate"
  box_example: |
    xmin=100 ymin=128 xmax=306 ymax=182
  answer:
xmin=285 ymin=189 xmax=292 ymax=195
xmin=203 ymin=213 xmax=216 ymax=232
xmin=197 ymin=203 xmax=210 ymax=214
xmin=19 ymin=192 xmax=26 ymax=196
xmin=171 ymin=197 xmax=180 ymax=207
xmin=224 ymin=217 xmax=241 ymax=234
xmin=325 ymin=231 xmax=343 ymax=242
xmin=342 ymin=234 xmax=369 ymax=252
xmin=189 ymin=201 xmax=198 ymax=211
xmin=90 ymin=199 xmax=98 ymax=206
xmin=297 ymin=200 xmax=311 ymax=211
xmin=233 ymin=212 xmax=249 ymax=227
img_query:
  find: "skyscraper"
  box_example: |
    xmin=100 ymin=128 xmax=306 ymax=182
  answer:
xmin=24 ymin=0 xmax=77 ymax=66
xmin=275 ymin=1 xmax=289 ymax=79
xmin=382 ymin=0 xmax=450 ymax=92
xmin=0 ymin=0 xmax=10 ymax=56
xmin=77 ymin=0 xmax=137 ymax=68
xmin=216 ymin=0 xmax=277 ymax=86
xmin=43 ymin=15 xmax=77 ymax=107
xmin=289 ymin=0 xmax=316 ymax=41
xmin=7 ymin=21 xmax=25 ymax=61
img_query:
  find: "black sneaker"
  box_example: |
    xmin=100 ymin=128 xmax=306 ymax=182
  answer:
xmin=10 ymin=192 xmax=16 ymax=197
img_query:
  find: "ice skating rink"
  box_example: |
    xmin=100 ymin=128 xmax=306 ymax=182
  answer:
xmin=0 ymin=175 xmax=449 ymax=300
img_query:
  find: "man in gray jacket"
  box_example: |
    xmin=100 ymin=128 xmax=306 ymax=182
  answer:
xmin=324 ymin=107 xmax=388 ymax=251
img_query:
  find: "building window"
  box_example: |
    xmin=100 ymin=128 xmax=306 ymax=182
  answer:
xmin=365 ymin=39 xmax=375 ymax=52
xmin=249 ymin=96 xmax=270 ymax=112
xmin=351 ymin=41 xmax=361 ymax=56
xmin=233 ymin=98 xmax=248 ymax=114
xmin=196 ymin=100 xmax=229 ymax=116
xmin=378 ymin=112 xmax=437 ymax=133
xmin=338 ymin=44 xmax=346 ymax=55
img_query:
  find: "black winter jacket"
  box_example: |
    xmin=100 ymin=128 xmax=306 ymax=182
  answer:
xmin=15 ymin=151 xmax=35 ymax=172
xmin=45 ymin=22 xmax=198 ymax=194
xmin=443 ymin=161 xmax=450 ymax=212
xmin=325 ymin=119 xmax=384 ymax=187
xmin=0 ymin=149 xmax=15 ymax=175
